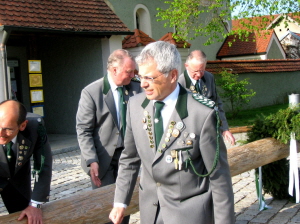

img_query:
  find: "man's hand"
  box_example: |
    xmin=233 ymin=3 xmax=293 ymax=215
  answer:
xmin=109 ymin=207 xmax=125 ymax=224
xmin=18 ymin=205 xmax=43 ymax=224
xmin=222 ymin=130 xmax=236 ymax=146
xmin=90 ymin=162 xmax=101 ymax=187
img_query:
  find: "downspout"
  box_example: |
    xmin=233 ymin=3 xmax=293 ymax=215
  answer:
xmin=0 ymin=29 xmax=11 ymax=102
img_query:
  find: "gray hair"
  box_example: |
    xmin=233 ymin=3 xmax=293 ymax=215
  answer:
xmin=107 ymin=49 xmax=134 ymax=69
xmin=136 ymin=41 xmax=181 ymax=75
xmin=186 ymin=50 xmax=207 ymax=64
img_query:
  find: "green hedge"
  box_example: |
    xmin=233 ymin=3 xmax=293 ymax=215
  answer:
xmin=247 ymin=106 xmax=300 ymax=200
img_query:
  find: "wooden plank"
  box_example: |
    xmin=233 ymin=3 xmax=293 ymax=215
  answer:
xmin=1 ymin=138 xmax=298 ymax=223
xmin=227 ymin=137 xmax=299 ymax=176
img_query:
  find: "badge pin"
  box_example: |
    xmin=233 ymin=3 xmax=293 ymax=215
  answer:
xmin=171 ymin=150 xmax=176 ymax=158
xmin=162 ymin=143 xmax=167 ymax=149
xmin=18 ymin=156 xmax=24 ymax=161
xmin=177 ymin=139 xmax=185 ymax=146
xmin=18 ymin=162 xmax=22 ymax=166
xmin=150 ymin=145 xmax=155 ymax=148
xmin=183 ymin=132 xmax=189 ymax=138
xmin=143 ymin=124 xmax=148 ymax=130
xmin=165 ymin=137 xmax=170 ymax=142
xmin=172 ymin=129 xmax=180 ymax=138
xmin=166 ymin=155 xmax=173 ymax=163
xmin=22 ymin=140 xmax=25 ymax=144
xmin=166 ymin=133 xmax=171 ymax=138
xmin=176 ymin=122 xmax=184 ymax=130
xmin=186 ymin=140 xmax=193 ymax=145
xmin=170 ymin=121 xmax=176 ymax=125
xmin=142 ymin=118 xmax=147 ymax=123
xmin=19 ymin=145 xmax=24 ymax=150
xmin=125 ymin=90 xmax=129 ymax=95
xmin=189 ymin=133 xmax=196 ymax=139
xmin=190 ymin=86 xmax=195 ymax=91
xmin=144 ymin=111 xmax=148 ymax=116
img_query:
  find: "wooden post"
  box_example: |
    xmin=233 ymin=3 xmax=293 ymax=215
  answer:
xmin=1 ymin=138 xmax=298 ymax=223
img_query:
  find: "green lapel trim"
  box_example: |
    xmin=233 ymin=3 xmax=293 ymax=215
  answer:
xmin=103 ymin=75 xmax=110 ymax=95
xmin=184 ymin=70 xmax=192 ymax=88
xmin=176 ymin=84 xmax=188 ymax=119
xmin=141 ymin=97 xmax=150 ymax=109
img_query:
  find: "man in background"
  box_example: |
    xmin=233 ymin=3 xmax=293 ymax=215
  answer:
xmin=0 ymin=100 xmax=52 ymax=224
xmin=76 ymin=49 xmax=142 ymax=223
xmin=178 ymin=50 xmax=235 ymax=146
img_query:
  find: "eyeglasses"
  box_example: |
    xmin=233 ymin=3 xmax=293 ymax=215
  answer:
xmin=135 ymin=73 xmax=165 ymax=83
xmin=0 ymin=127 xmax=15 ymax=135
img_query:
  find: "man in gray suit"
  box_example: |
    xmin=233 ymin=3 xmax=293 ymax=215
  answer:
xmin=178 ymin=50 xmax=235 ymax=146
xmin=109 ymin=42 xmax=234 ymax=224
xmin=76 ymin=49 xmax=142 ymax=189
xmin=0 ymin=100 xmax=52 ymax=224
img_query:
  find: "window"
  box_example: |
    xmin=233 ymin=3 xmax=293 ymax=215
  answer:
xmin=134 ymin=4 xmax=152 ymax=37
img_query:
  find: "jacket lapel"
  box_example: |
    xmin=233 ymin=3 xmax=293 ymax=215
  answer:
xmin=0 ymin=145 xmax=10 ymax=177
xmin=103 ymin=75 xmax=119 ymax=128
xmin=14 ymin=133 xmax=32 ymax=174
xmin=141 ymin=98 xmax=157 ymax=155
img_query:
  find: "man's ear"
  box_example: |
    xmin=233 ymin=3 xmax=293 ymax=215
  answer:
xmin=19 ymin=120 xmax=28 ymax=131
xmin=170 ymin=69 xmax=178 ymax=83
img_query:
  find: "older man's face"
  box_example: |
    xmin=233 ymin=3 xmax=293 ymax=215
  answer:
xmin=185 ymin=58 xmax=206 ymax=81
xmin=0 ymin=111 xmax=19 ymax=145
xmin=0 ymin=102 xmax=27 ymax=145
xmin=138 ymin=59 xmax=177 ymax=101
xmin=112 ymin=57 xmax=136 ymax=86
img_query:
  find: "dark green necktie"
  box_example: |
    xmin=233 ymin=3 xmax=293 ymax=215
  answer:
xmin=195 ymin=79 xmax=201 ymax=94
xmin=5 ymin=141 xmax=13 ymax=162
xmin=154 ymin=101 xmax=165 ymax=148
xmin=117 ymin=87 xmax=126 ymax=137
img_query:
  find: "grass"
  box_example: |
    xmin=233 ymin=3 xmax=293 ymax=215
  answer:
xmin=227 ymin=103 xmax=289 ymax=127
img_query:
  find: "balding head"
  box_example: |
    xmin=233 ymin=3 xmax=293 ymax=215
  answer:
xmin=0 ymin=100 xmax=27 ymax=144
xmin=185 ymin=50 xmax=207 ymax=81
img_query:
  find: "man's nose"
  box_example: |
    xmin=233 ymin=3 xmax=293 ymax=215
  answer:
xmin=140 ymin=78 xmax=148 ymax=88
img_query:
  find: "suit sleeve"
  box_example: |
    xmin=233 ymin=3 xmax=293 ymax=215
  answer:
xmin=199 ymin=110 xmax=235 ymax=224
xmin=210 ymin=78 xmax=229 ymax=131
xmin=76 ymin=88 xmax=99 ymax=166
xmin=31 ymin=119 xmax=52 ymax=202
xmin=114 ymin=99 xmax=141 ymax=206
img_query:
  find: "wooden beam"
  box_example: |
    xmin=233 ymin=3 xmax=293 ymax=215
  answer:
xmin=1 ymin=138 xmax=298 ymax=223
xmin=228 ymin=137 xmax=299 ymax=176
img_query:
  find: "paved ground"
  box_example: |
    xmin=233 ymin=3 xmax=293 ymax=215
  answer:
xmin=0 ymin=134 xmax=299 ymax=223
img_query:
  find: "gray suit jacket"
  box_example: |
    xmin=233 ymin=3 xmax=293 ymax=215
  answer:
xmin=178 ymin=70 xmax=229 ymax=131
xmin=114 ymin=85 xmax=235 ymax=224
xmin=0 ymin=113 xmax=52 ymax=202
xmin=76 ymin=75 xmax=142 ymax=179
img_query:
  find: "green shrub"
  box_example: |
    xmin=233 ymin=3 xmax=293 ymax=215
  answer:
xmin=247 ymin=106 xmax=300 ymax=200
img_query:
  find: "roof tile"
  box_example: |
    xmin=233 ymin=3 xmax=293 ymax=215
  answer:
xmin=217 ymin=30 xmax=275 ymax=58
xmin=122 ymin=29 xmax=155 ymax=49
xmin=159 ymin=32 xmax=191 ymax=48
xmin=206 ymin=59 xmax=300 ymax=74
xmin=0 ymin=0 xmax=130 ymax=33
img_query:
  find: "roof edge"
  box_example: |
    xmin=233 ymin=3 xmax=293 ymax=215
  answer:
xmin=0 ymin=25 xmax=134 ymax=36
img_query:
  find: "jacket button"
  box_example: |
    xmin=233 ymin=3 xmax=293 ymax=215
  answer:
xmin=153 ymin=202 xmax=158 ymax=206
xmin=156 ymin=182 xmax=161 ymax=187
